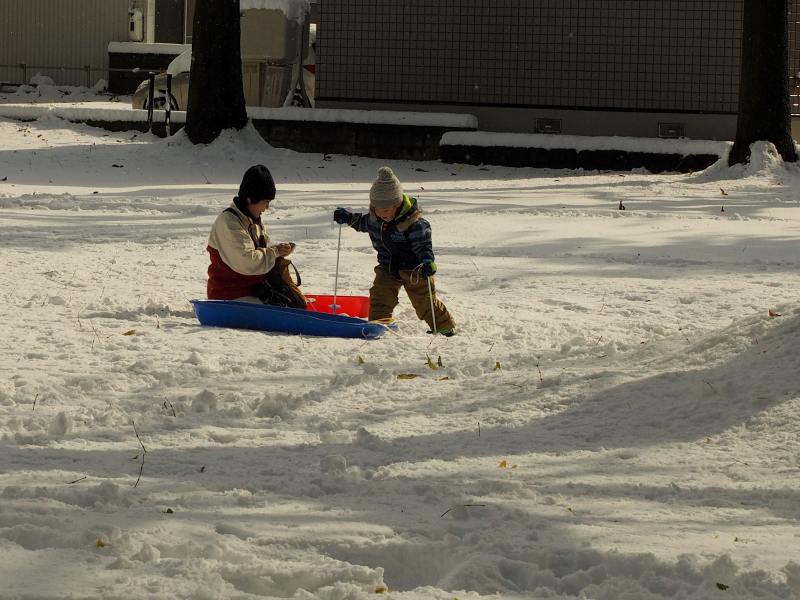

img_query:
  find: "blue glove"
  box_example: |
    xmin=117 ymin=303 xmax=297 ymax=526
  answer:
xmin=333 ymin=207 xmax=352 ymax=225
xmin=420 ymin=260 xmax=437 ymax=277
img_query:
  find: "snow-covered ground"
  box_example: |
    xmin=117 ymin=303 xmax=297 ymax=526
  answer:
xmin=1 ymin=110 xmax=800 ymax=600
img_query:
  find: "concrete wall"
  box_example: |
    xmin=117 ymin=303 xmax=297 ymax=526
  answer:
xmin=320 ymin=100 xmax=739 ymax=141
xmin=0 ymin=0 xmax=130 ymax=87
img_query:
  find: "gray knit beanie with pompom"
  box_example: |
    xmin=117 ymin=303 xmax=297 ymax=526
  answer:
xmin=369 ymin=166 xmax=404 ymax=209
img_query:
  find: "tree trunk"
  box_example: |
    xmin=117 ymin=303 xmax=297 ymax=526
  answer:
xmin=185 ymin=0 xmax=248 ymax=144
xmin=729 ymin=0 xmax=797 ymax=165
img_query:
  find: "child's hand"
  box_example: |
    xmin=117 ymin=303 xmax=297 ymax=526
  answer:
xmin=420 ymin=260 xmax=437 ymax=277
xmin=333 ymin=207 xmax=352 ymax=224
xmin=274 ymin=242 xmax=295 ymax=257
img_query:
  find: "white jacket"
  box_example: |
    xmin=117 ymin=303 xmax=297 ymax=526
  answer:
xmin=207 ymin=203 xmax=278 ymax=275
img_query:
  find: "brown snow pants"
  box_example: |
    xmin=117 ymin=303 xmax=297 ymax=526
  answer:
xmin=368 ymin=265 xmax=455 ymax=332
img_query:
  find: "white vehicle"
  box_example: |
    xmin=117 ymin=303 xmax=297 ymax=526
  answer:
xmin=132 ymin=7 xmax=314 ymax=110
xmin=131 ymin=49 xmax=189 ymax=110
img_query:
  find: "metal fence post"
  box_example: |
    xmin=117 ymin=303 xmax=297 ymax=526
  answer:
xmin=20 ymin=63 xmax=27 ymax=85
xmin=165 ymin=73 xmax=172 ymax=136
xmin=146 ymin=71 xmax=155 ymax=133
xmin=84 ymin=65 xmax=91 ymax=87
xmin=258 ymin=62 xmax=266 ymax=105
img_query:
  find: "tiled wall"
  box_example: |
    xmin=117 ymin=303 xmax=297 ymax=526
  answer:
xmin=789 ymin=0 xmax=800 ymax=114
xmin=318 ymin=0 xmax=745 ymax=114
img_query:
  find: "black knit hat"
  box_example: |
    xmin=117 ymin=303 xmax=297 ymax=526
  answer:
xmin=238 ymin=164 xmax=276 ymax=202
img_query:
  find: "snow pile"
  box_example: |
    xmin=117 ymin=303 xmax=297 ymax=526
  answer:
xmin=693 ymin=141 xmax=800 ymax=185
xmin=29 ymin=74 xmax=56 ymax=87
xmin=10 ymin=76 xmax=110 ymax=102
xmin=1 ymin=116 xmax=800 ymax=599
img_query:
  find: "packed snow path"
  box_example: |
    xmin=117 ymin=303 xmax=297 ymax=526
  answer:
xmin=1 ymin=116 xmax=799 ymax=599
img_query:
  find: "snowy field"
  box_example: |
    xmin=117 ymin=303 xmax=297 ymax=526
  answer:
xmin=1 ymin=105 xmax=800 ymax=600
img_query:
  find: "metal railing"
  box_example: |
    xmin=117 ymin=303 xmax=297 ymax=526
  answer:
xmin=143 ymin=71 xmax=174 ymax=135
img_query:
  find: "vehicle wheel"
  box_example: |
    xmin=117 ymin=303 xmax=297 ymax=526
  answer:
xmin=289 ymin=87 xmax=311 ymax=108
xmin=143 ymin=93 xmax=179 ymax=111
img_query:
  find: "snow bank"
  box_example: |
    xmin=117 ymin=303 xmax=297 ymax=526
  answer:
xmin=6 ymin=80 xmax=111 ymax=104
xmin=0 ymin=102 xmax=478 ymax=130
xmin=442 ymin=130 xmax=730 ymax=155
xmin=0 ymin=103 xmax=179 ymax=123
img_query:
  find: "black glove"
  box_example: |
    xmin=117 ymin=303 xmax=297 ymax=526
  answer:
xmin=420 ymin=260 xmax=437 ymax=277
xmin=333 ymin=207 xmax=352 ymax=225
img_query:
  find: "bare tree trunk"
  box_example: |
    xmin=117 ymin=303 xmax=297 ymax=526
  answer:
xmin=185 ymin=0 xmax=248 ymax=144
xmin=729 ymin=0 xmax=797 ymax=165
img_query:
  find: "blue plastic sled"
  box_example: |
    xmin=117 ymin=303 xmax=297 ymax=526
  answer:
xmin=191 ymin=300 xmax=388 ymax=339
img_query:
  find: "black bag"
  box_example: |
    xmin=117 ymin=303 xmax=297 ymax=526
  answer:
xmin=253 ymin=257 xmax=308 ymax=309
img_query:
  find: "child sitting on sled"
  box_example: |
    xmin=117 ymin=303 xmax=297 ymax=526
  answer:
xmin=333 ymin=166 xmax=456 ymax=336
xmin=207 ymin=164 xmax=298 ymax=304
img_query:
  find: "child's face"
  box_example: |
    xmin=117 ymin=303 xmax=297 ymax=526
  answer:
xmin=248 ymin=197 xmax=271 ymax=217
xmin=374 ymin=203 xmax=400 ymax=222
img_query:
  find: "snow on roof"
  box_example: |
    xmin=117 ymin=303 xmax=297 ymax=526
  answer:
xmin=108 ymin=42 xmax=190 ymax=55
xmin=441 ymin=131 xmax=730 ymax=156
xmin=240 ymin=0 xmax=310 ymax=23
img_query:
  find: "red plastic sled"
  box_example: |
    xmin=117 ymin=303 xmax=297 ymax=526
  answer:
xmin=305 ymin=294 xmax=370 ymax=318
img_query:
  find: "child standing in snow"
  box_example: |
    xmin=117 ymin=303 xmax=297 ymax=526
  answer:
xmin=333 ymin=166 xmax=456 ymax=336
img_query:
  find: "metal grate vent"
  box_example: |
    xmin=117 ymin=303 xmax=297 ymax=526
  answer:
xmin=658 ymin=122 xmax=685 ymax=138
xmin=536 ymin=118 xmax=562 ymax=134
